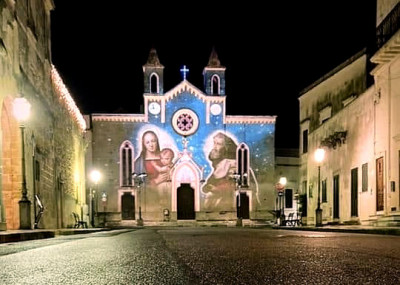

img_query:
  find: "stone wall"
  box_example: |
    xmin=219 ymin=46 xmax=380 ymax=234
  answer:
xmin=0 ymin=1 xmax=87 ymax=230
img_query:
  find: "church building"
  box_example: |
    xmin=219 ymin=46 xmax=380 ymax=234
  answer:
xmin=86 ymin=49 xmax=276 ymax=226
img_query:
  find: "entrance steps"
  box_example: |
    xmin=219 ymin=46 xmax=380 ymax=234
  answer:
xmin=368 ymin=213 xmax=400 ymax=227
xmin=107 ymin=219 xmax=273 ymax=228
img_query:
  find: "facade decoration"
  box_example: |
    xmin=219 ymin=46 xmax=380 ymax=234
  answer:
xmin=86 ymin=48 xmax=276 ymax=225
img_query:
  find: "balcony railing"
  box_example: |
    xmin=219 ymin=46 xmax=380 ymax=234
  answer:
xmin=376 ymin=2 xmax=400 ymax=49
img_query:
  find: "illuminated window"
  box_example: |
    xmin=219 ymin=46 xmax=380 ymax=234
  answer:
xmin=120 ymin=141 xmax=134 ymax=187
xmin=237 ymin=143 xmax=249 ymax=187
xmin=211 ymin=74 xmax=220 ymax=95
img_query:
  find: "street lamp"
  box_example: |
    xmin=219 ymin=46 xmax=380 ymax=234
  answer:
xmin=314 ymin=147 xmax=325 ymax=227
xmin=101 ymin=192 xmax=107 ymax=227
xmin=133 ymin=172 xmax=147 ymax=226
xmin=89 ymin=170 xmax=101 ymax=227
xmin=232 ymin=172 xmax=243 ymax=226
xmin=13 ymin=97 xmax=31 ymax=229
xmin=278 ymin=177 xmax=287 ymax=226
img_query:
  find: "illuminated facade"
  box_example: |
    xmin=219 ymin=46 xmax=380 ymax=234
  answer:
xmin=0 ymin=1 xmax=87 ymax=230
xmin=86 ymin=49 xmax=277 ymax=225
xmin=299 ymin=0 xmax=400 ymax=226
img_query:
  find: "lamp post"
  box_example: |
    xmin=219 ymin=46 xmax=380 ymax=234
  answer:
xmin=89 ymin=170 xmax=101 ymax=227
xmin=278 ymin=177 xmax=287 ymax=226
xmin=232 ymin=172 xmax=242 ymax=226
xmin=133 ymin=172 xmax=147 ymax=226
xmin=13 ymin=97 xmax=32 ymax=229
xmin=101 ymin=192 xmax=107 ymax=227
xmin=314 ymin=147 xmax=325 ymax=227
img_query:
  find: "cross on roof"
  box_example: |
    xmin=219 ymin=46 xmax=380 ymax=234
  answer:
xmin=180 ymin=65 xmax=189 ymax=80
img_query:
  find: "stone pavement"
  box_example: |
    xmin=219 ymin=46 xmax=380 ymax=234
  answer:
xmin=1 ymin=223 xmax=400 ymax=244
xmin=273 ymin=224 xmax=400 ymax=236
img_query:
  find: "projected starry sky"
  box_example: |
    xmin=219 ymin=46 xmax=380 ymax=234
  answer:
xmin=50 ymin=1 xmax=376 ymax=149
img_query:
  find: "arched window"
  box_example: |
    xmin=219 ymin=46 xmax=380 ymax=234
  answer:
xmin=120 ymin=141 xmax=134 ymax=187
xmin=211 ymin=74 xmax=220 ymax=95
xmin=150 ymin=73 xmax=159 ymax=93
xmin=237 ymin=143 xmax=249 ymax=187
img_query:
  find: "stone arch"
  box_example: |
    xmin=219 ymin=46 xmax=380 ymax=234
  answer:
xmin=170 ymin=161 xmax=201 ymax=213
xmin=1 ymin=96 xmax=21 ymax=229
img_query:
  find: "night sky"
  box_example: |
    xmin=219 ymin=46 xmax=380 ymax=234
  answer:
xmin=50 ymin=1 xmax=376 ymax=149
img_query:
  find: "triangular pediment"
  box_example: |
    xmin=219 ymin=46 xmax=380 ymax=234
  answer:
xmin=163 ymin=80 xmax=220 ymax=103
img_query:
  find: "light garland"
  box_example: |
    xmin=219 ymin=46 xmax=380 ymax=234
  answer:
xmin=51 ymin=65 xmax=86 ymax=131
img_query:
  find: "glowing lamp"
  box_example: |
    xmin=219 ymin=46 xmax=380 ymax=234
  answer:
xmin=314 ymin=148 xmax=325 ymax=164
xmin=13 ymin=97 xmax=31 ymax=122
xmin=90 ymin=170 xmax=101 ymax=184
xmin=279 ymin=177 xmax=287 ymax=187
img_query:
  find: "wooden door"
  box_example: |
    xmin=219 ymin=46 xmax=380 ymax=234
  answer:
xmin=333 ymin=175 xmax=340 ymax=219
xmin=177 ymin=184 xmax=195 ymax=220
xmin=351 ymin=168 xmax=358 ymax=217
xmin=376 ymin=157 xmax=384 ymax=211
xmin=121 ymin=193 xmax=135 ymax=220
xmin=237 ymin=193 xmax=249 ymax=219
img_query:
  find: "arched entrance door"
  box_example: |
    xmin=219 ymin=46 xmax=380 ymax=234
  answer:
xmin=177 ymin=183 xmax=195 ymax=220
xmin=237 ymin=193 xmax=249 ymax=219
xmin=121 ymin=192 xmax=135 ymax=220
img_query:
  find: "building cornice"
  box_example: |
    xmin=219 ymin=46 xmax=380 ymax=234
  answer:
xmin=92 ymin=114 xmax=146 ymax=122
xmin=225 ymin=115 xmax=276 ymax=124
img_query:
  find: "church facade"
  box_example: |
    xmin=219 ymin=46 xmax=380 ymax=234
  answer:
xmin=86 ymin=49 xmax=276 ymax=225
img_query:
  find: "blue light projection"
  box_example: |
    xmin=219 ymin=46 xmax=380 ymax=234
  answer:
xmin=129 ymin=88 xmax=275 ymax=215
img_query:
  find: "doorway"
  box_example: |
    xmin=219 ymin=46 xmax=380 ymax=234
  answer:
xmin=333 ymin=175 xmax=340 ymax=219
xmin=376 ymin=157 xmax=384 ymax=211
xmin=237 ymin=193 xmax=249 ymax=219
xmin=351 ymin=168 xmax=358 ymax=217
xmin=121 ymin=192 xmax=135 ymax=220
xmin=177 ymin=183 xmax=195 ymax=220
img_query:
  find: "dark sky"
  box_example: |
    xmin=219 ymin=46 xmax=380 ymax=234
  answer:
xmin=50 ymin=1 xmax=376 ymax=149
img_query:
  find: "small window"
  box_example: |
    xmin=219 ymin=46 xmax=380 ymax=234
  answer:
xmin=211 ymin=74 xmax=220 ymax=95
xmin=302 ymin=130 xmax=308 ymax=154
xmin=120 ymin=141 xmax=134 ymax=187
xmin=150 ymin=73 xmax=159 ymax=93
xmin=237 ymin=143 xmax=249 ymax=187
xmin=319 ymin=106 xmax=332 ymax=124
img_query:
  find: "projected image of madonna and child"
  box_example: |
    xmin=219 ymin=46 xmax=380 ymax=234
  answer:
xmin=134 ymin=129 xmax=257 ymax=212
xmin=134 ymin=130 xmax=175 ymax=188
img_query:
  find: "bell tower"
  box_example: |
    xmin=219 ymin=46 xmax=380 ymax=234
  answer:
xmin=203 ymin=47 xmax=226 ymax=95
xmin=143 ymin=48 xmax=164 ymax=94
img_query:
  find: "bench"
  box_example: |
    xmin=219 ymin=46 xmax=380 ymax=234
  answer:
xmin=284 ymin=212 xmax=294 ymax=226
xmin=73 ymin=212 xmax=88 ymax=228
xmin=284 ymin=212 xmax=302 ymax=227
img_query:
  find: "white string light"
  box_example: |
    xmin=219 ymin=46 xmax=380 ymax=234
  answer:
xmin=51 ymin=65 xmax=86 ymax=131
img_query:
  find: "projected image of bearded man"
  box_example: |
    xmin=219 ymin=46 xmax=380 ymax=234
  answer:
xmin=203 ymin=133 xmax=237 ymax=210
